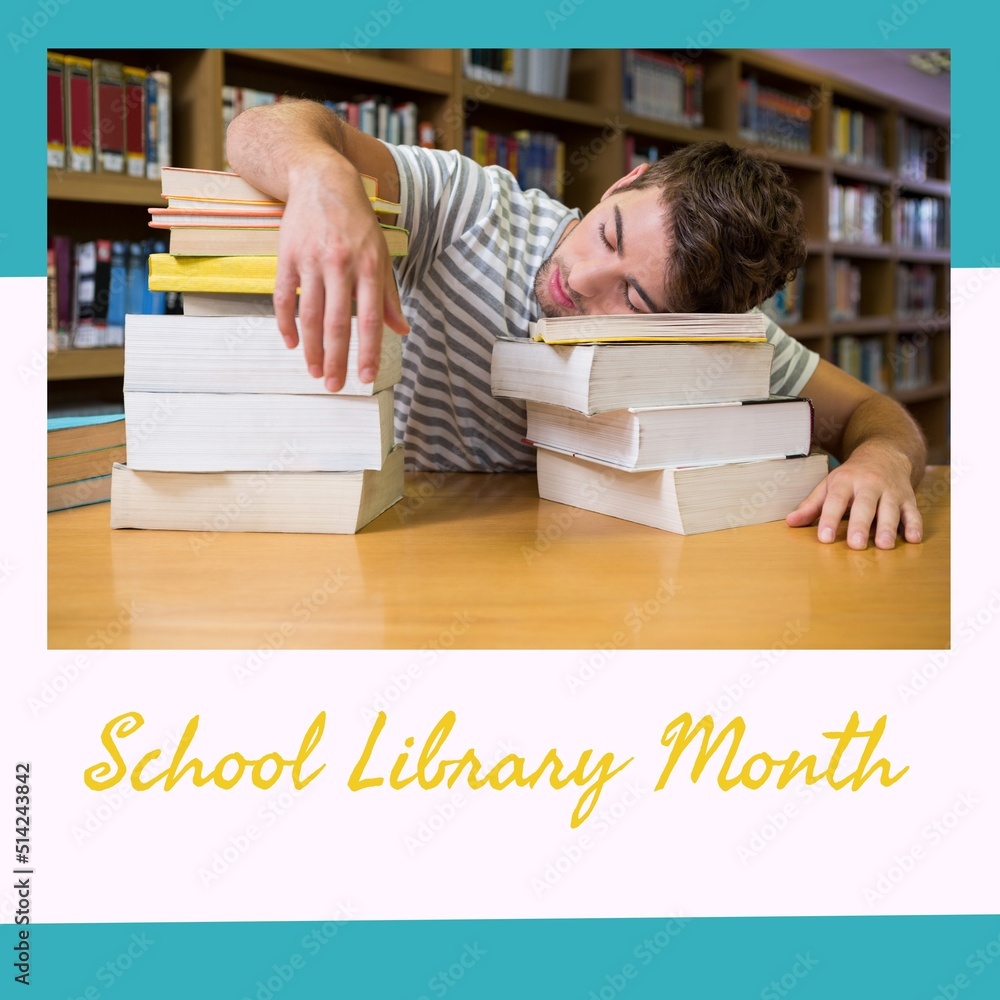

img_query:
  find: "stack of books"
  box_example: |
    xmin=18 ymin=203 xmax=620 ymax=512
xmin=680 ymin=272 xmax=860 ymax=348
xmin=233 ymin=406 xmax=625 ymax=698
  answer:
xmin=110 ymin=168 xmax=407 ymax=534
xmin=491 ymin=314 xmax=827 ymax=535
xmin=48 ymin=413 xmax=126 ymax=512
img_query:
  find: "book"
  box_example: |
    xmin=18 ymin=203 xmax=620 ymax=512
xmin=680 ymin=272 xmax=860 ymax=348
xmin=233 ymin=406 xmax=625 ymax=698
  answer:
xmin=48 ymin=413 xmax=126 ymax=458
xmin=530 ymin=312 xmax=769 ymax=345
xmin=149 ymin=207 xmax=285 ymax=228
xmin=49 ymin=444 xmax=128 ymax=487
xmin=48 ymin=474 xmax=113 ymax=513
xmin=491 ymin=338 xmax=775 ymax=415
xmin=535 ymin=448 xmax=828 ymax=535
xmin=123 ymin=314 xmax=403 ymax=396
xmin=47 ymin=52 xmax=66 ymax=168
xmin=64 ymin=54 xmax=94 ymax=172
xmin=110 ymin=445 xmax=403 ymax=535
xmin=165 ymin=224 xmax=408 ymax=257
xmin=122 ymin=65 xmax=147 ymax=178
xmin=159 ymin=166 xmax=386 ymax=203
xmin=148 ymin=235 xmax=408 ymax=293
xmin=92 ymin=59 xmax=125 ymax=173
xmin=150 ymin=69 xmax=172 ymax=177
xmin=181 ymin=292 xmax=277 ymax=317
xmin=524 ymin=396 xmax=814 ymax=471
xmin=123 ymin=389 xmax=396 ymax=472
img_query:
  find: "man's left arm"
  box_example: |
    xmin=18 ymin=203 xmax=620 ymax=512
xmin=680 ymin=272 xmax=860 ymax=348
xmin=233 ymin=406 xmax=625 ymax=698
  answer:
xmin=786 ymin=358 xmax=927 ymax=549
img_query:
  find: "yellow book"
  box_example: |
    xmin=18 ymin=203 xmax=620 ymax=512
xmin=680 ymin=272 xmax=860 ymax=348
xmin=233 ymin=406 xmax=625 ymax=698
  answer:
xmin=148 ymin=254 xmax=280 ymax=294
xmin=149 ymin=225 xmax=409 ymax=292
xmin=530 ymin=313 xmax=769 ymax=345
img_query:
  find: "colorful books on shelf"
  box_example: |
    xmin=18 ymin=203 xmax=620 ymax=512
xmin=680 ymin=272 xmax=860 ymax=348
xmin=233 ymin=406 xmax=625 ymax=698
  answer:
xmin=462 ymin=49 xmax=570 ymax=99
xmin=738 ymin=75 xmax=813 ymax=153
xmin=829 ymin=182 xmax=885 ymax=246
xmin=464 ymin=126 xmax=565 ymax=200
xmin=47 ymin=413 xmax=126 ymax=513
xmin=830 ymin=105 xmax=885 ymax=168
xmin=48 ymin=236 xmax=173 ymax=350
xmin=491 ymin=315 xmax=824 ymax=536
xmin=46 ymin=51 xmax=171 ymax=179
xmin=623 ymin=51 xmax=704 ymax=127
xmin=761 ymin=269 xmax=804 ymax=327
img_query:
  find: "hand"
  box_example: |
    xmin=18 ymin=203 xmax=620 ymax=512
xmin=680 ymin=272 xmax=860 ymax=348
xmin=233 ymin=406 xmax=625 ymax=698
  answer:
xmin=273 ymin=157 xmax=408 ymax=392
xmin=786 ymin=441 xmax=923 ymax=549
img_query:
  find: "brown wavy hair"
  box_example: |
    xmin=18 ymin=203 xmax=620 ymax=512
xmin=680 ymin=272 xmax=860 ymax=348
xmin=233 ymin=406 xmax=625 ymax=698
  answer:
xmin=619 ymin=141 xmax=807 ymax=313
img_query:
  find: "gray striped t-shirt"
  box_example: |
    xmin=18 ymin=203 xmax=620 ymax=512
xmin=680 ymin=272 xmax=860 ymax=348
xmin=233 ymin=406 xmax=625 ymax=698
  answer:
xmin=386 ymin=144 xmax=819 ymax=472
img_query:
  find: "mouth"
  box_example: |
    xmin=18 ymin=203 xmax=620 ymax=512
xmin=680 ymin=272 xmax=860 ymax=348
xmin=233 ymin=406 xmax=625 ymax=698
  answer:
xmin=548 ymin=267 xmax=577 ymax=312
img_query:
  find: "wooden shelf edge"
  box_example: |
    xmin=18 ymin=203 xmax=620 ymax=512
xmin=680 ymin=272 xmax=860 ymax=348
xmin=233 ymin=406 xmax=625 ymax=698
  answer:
xmin=48 ymin=171 xmax=161 ymax=206
xmin=48 ymin=348 xmax=125 ymax=381
xmin=462 ymin=79 xmax=614 ymax=128
xmin=229 ymin=49 xmax=453 ymax=96
xmin=830 ymin=317 xmax=893 ymax=334
xmin=890 ymin=381 xmax=950 ymax=404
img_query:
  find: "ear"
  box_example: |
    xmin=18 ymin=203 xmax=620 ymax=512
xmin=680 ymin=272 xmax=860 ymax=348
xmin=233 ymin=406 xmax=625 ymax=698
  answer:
xmin=600 ymin=162 xmax=650 ymax=201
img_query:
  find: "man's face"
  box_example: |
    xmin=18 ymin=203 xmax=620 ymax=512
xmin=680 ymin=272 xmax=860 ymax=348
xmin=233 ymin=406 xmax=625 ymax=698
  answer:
xmin=534 ymin=186 xmax=671 ymax=318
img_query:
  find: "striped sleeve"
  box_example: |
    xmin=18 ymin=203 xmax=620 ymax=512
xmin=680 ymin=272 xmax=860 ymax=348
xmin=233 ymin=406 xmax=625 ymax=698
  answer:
xmin=760 ymin=312 xmax=821 ymax=396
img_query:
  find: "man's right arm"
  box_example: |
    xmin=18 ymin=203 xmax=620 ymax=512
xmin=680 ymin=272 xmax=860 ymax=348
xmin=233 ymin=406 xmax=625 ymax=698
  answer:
xmin=225 ymin=99 xmax=409 ymax=391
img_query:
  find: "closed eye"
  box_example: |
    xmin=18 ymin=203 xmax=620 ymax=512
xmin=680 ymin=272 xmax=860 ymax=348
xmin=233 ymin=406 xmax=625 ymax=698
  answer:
xmin=598 ymin=221 xmax=642 ymax=312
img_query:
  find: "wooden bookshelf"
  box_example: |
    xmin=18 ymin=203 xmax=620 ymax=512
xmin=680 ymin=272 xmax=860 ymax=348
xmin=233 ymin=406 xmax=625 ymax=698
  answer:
xmin=48 ymin=48 xmax=950 ymax=461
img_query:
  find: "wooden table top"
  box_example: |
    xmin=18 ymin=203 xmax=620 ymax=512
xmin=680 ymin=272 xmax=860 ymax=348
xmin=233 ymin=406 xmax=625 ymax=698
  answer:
xmin=48 ymin=467 xmax=950 ymax=650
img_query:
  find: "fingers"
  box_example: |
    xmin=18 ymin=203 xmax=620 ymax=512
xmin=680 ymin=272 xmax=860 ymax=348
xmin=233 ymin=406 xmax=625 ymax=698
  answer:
xmin=322 ymin=268 xmax=353 ymax=392
xmin=900 ymin=499 xmax=924 ymax=544
xmin=844 ymin=486 xmax=879 ymax=550
xmin=382 ymin=256 xmax=410 ymax=336
xmin=272 ymin=267 xmax=300 ymax=350
xmin=785 ymin=480 xmax=827 ymax=528
xmin=353 ymin=248 xmax=387 ymax=386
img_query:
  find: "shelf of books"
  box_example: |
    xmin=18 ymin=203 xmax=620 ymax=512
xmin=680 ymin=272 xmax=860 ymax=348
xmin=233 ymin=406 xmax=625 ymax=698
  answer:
xmin=47 ymin=47 xmax=949 ymax=461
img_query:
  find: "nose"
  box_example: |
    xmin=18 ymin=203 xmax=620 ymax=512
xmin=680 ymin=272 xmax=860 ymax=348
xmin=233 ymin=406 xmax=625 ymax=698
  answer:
xmin=566 ymin=257 xmax=613 ymax=302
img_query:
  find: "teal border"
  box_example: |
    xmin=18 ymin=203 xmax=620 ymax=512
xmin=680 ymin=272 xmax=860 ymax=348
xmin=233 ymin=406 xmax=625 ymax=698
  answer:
xmin=12 ymin=916 xmax=1000 ymax=997
xmin=8 ymin=0 xmax=975 ymax=276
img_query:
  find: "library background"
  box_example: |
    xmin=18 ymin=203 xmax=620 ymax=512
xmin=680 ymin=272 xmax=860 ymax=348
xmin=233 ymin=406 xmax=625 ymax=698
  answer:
xmin=47 ymin=48 xmax=951 ymax=464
